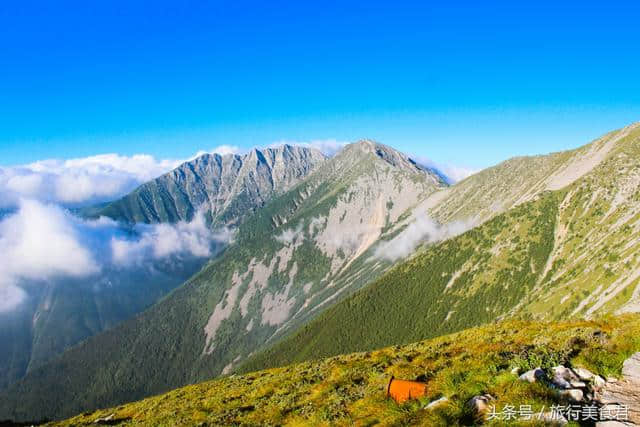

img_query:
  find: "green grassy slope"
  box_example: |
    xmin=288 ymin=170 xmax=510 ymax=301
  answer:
xmin=50 ymin=315 xmax=640 ymax=426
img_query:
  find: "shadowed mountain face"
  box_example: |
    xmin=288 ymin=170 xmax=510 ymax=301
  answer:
xmin=90 ymin=145 xmax=328 ymax=226
xmin=0 ymin=257 xmax=208 ymax=391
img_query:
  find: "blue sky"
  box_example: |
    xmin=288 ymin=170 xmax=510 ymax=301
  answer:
xmin=1 ymin=1 xmax=639 ymax=168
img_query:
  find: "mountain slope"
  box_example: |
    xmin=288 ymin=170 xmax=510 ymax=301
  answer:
xmin=50 ymin=315 xmax=640 ymax=426
xmin=91 ymin=145 xmax=327 ymax=225
xmin=0 ymin=248 xmax=212 ymax=392
xmin=242 ymin=123 xmax=640 ymax=372
xmin=0 ymin=141 xmax=447 ymax=422
xmin=406 ymin=123 xmax=637 ymax=229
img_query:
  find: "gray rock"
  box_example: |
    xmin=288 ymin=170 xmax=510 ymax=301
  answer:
xmin=94 ymin=414 xmax=115 ymax=424
xmin=598 ymin=352 xmax=640 ymax=424
xmin=559 ymin=388 xmax=584 ymax=402
xmin=425 ymin=396 xmax=449 ymax=410
xmin=594 ymin=375 xmax=607 ymax=388
xmin=519 ymin=368 xmax=546 ymax=383
xmin=466 ymin=394 xmax=495 ymax=421
xmin=574 ymin=366 xmax=597 ymax=381
xmin=622 ymin=352 xmax=640 ymax=382
xmin=551 ymin=366 xmax=581 ymax=389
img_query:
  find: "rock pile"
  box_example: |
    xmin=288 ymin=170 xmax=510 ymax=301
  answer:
xmin=516 ymin=352 xmax=640 ymax=425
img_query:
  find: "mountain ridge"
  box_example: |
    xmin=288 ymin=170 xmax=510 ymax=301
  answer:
xmin=89 ymin=144 xmax=327 ymax=226
xmin=241 ymin=122 xmax=640 ymax=373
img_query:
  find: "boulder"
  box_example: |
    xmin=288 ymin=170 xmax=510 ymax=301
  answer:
xmin=593 ymin=375 xmax=607 ymax=389
xmin=466 ymin=394 xmax=494 ymax=421
xmin=425 ymin=396 xmax=449 ymax=410
xmin=573 ymin=367 xmax=597 ymax=381
xmin=519 ymin=368 xmax=546 ymax=383
xmin=551 ymin=366 xmax=581 ymax=389
xmin=559 ymin=388 xmax=584 ymax=402
xmin=622 ymin=352 xmax=640 ymax=382
xmin=598 ymin=352 xmax=640 ymax=424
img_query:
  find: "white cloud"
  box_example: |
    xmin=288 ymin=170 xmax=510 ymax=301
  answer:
xmin=374 ymin=215 xmax=475 ymax=261
xmin=210 ymin=145 xmax=241 ymax=156
xmin=0 ymin=199 xmax=231 ymax=313
xmin=0 ymin=200 xmax=100 ymax=312
xmin=437 ymin=165 xmax=479 ymax=183
xmin=189 ymin=145 xmax=242 ymax=161
xmin=0 ymin=199 xmax=99 ymax=280
xmin=111 ymin=211 xmax=232 ymax=266
xmin=410 ymin=155 xmax=479 ymax=184
xmin=275 ymin=223 xmax=304 ymax=245
xmin=0 ymin=284 xmax=27 ymax=314
xmin=269 ymin=139 xmax=347 ymax=156
xmin=0 ymin=154 xmax=184 ymax=207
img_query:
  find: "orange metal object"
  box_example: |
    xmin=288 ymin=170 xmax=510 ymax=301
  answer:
xmin=387 ymin=376 xmax=427 ymax=404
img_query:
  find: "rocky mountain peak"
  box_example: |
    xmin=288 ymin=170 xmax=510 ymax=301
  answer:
xmin=336 ymin=139 xmax=447 ymax=186
xmin=91 ymin=144 xmax=327 ymax=225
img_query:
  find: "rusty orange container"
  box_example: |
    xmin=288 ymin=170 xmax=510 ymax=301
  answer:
xmin=387 ymin=376 xmax=427 ymax=404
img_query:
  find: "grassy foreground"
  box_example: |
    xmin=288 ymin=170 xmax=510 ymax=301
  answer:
xmin=49 ymin=315 xmax=640 ymax=426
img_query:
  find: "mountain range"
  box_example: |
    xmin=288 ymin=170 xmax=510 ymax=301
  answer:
xmin=1 ymin=123 xmax=640 ymax=423
xmin=88 ymin=145 xmax=327 ymax=225
xmin=0 ymin=146 xmax=323 ymax=393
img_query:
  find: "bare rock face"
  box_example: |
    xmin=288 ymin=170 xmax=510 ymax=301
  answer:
xmin=94 ymin=145 xmax=328 ymax=225
xmin=596 ymin=352 xmax=640 ymax=425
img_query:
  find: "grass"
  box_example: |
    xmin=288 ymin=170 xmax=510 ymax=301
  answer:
xmin=49 ymin=314 xmax=640 ymax=426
